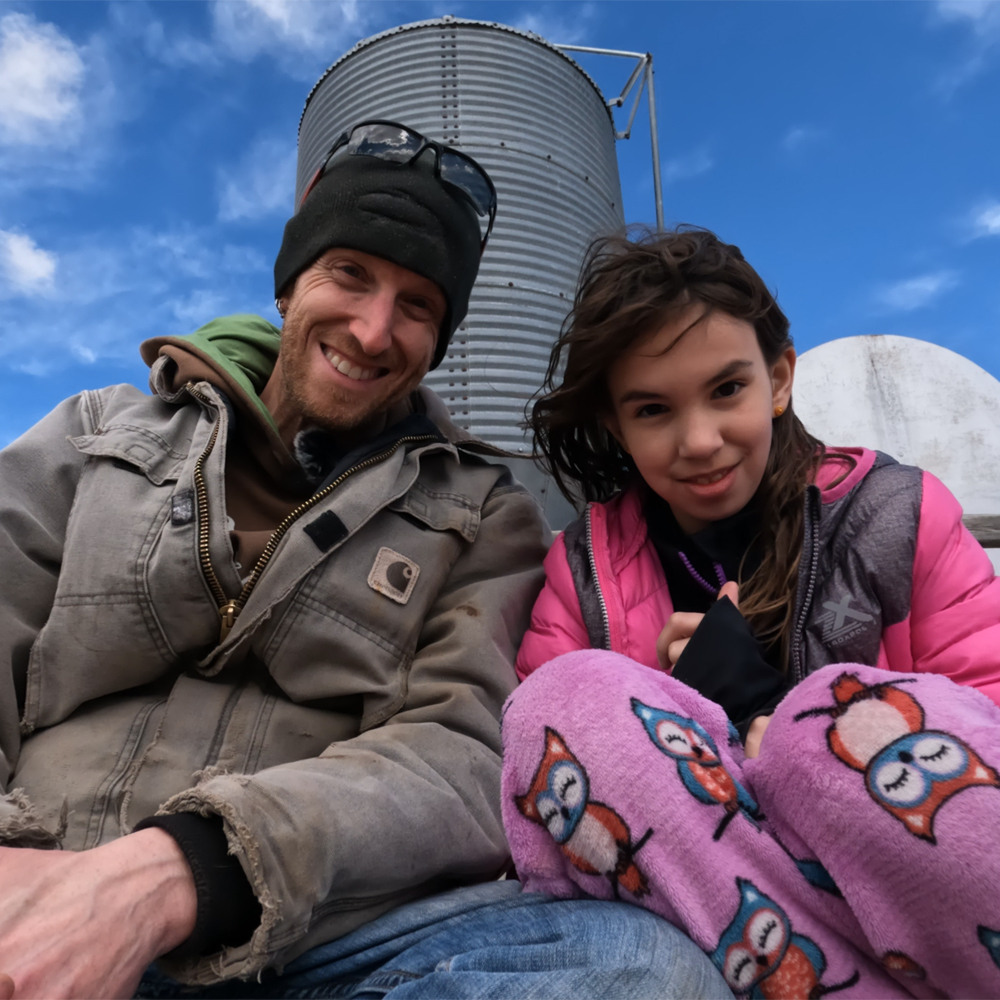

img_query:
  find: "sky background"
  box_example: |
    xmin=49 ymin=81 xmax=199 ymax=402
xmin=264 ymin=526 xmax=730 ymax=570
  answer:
xmin=1 ymin=0 xmax=999 ymax=446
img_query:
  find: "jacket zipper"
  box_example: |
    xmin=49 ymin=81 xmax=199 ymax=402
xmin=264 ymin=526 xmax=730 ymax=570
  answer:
xmin=585 ymin=503 xmax=612 ymax=651
xmin=190 ymin=394 xmax=229 ymax=612
xmin=790 ymin=486 xmax=821 ymax=684
xmin=187 ymin=386 xmax=436 ymax=643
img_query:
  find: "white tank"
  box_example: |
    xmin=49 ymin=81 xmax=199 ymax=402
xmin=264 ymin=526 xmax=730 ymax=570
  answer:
xmin=794 ymin=335 xmax=1000 ymax=573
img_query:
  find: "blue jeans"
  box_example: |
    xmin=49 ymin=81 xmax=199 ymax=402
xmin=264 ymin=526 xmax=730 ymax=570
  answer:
xmin=136 ymin=881 xmax=731 ymax=999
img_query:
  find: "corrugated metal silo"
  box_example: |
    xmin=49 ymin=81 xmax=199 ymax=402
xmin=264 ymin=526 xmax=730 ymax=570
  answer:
xmin=297 ymin=16 xmax=626 ymax=526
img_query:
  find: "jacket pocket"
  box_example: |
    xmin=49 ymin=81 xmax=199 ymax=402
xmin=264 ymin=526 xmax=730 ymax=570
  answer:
xmin=21 ymin=447 xmax=183 ymax=734
xmin=69 ymin=424 xmax=187 ymax=485
xmin=387 ymin=481 xmax=480 ymax=543
xmin=258 ymin=493 xmax=475 ymax=728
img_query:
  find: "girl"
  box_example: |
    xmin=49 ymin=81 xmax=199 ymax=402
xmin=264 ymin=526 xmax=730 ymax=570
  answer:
xmin=501 ymin=228 xmax=1000 ymax=998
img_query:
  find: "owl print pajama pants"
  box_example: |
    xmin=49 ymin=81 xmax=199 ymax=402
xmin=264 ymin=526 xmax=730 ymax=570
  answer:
xmin=501 ymin=651 xmax=1000 ymax=999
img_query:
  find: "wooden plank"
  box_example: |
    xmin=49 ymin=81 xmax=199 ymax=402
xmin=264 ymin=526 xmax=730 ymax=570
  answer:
xmin=964 ymin=515 xmax=1000 ymax=547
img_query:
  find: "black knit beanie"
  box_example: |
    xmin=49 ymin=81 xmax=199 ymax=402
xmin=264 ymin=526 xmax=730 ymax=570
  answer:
xmin=273 ymin=151 xmax=484 ymax=370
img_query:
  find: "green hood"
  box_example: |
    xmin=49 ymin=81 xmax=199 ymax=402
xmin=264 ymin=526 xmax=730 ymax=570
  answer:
xmin=141 ymin=314 xmax=282 ymax=433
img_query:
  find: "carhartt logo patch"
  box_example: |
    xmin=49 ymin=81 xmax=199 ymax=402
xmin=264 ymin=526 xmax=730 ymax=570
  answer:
xmin=820 ymin=593 xmax=874 ymax=645
xmin=368 ymin=547 xmax=419 ymax=605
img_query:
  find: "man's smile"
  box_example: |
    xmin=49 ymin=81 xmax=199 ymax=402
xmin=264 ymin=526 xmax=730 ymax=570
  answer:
xmin=321 ymin=345 xmax=387 ymax=382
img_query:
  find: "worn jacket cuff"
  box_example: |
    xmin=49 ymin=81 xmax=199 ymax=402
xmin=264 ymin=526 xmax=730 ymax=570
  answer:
xmin=135 ymin=812 xmax=261 ymax=959
xmin=0 ymin=789 xmax=64 ymax=848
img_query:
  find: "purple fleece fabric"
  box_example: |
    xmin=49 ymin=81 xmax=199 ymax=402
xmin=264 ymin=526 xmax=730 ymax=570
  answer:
xmin=501 ymin=651 xmax=1000 ymax=999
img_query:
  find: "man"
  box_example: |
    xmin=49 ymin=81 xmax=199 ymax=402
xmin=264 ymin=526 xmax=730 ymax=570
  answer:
xmin=0 ymin=122 xmax=727 ymax=998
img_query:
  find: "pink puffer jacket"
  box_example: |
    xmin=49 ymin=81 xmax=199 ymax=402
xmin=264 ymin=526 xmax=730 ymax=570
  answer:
xmin=517 ymin=448 xmax=1000 ymax=708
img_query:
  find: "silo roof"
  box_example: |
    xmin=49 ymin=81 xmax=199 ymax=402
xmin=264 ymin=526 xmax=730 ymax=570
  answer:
xmin=298 ymin=15 xmax=615 ymax=134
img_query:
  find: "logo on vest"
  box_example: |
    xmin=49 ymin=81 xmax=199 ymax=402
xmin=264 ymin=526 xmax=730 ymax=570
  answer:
xmin=368 ymin=547 xmax=420 ymax=605
xmin=820 ymin=593 xmax=874 ymax=646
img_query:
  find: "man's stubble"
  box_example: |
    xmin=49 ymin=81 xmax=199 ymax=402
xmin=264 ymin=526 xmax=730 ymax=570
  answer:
xmin=276 ymin=315 xmax=428 ymax=436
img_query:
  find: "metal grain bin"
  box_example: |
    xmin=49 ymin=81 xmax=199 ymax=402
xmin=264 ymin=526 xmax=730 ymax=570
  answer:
xmin=297 ymin=16 xmax=626 ymax=526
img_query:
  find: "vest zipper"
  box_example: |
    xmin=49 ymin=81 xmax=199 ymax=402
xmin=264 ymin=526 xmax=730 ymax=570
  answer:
xmin=585 ymin=503 xmax=612 ymax=651
xmin=790 ymin=486 xmax=821 ymax=684
xmin=187 ymin=386 xmax=437 ymax=643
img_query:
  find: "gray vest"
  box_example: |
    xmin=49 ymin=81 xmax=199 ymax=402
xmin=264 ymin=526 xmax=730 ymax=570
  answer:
xmin=565 ymin=453 xmax=922 ymax=684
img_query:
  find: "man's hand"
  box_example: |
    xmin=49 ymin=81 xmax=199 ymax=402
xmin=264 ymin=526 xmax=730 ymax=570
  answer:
xmin=0 ymin=828 xmax=197 ymax=999
xmin=656 ymin=581 xmax=740 ymax=670
xmin=744 ymin=714 xmax=773 ymax=758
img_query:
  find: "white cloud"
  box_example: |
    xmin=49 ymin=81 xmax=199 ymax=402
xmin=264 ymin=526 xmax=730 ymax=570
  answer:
xmin=0 ymin=13 xmax=85 ymax=146
xmin=0 ymin=224 xmax=273 ymax=374
xmin=0 ymin=230 xmax=57 ymax=294
xmin=218 ymin=137 xmax=297 ymax=222
xmin=129 ymin=0 xmax=383 ymax=80
xmin=663 ymin=148 xmax=714 ymax=185
xmin=781 ymin=126 xmax=826 ymax=152
xmin=211 ymin=0 xmax=372 ymax=77
xmin=876 ymin=271 xmax=959 ymax=312
xmin=936 ymin=0 xmax=1000 ymax=35
xmin=0 ymin=14 xmax=120 ymax=195
xmin=170 ymin=288 xmax=235 ymax=328
xmin=934 ymin=1 xmax=1000 ymax=93
xmin=130 ymin=14 xmax=218 ymax=70
xmin=514 ymin=4 xmax=598 ymax=45
xmin=971 ymin=200 xmax=1000 ymax=237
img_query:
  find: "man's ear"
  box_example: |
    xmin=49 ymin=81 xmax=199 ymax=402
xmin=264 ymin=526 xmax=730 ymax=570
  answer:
xmin=601 ymin=411 xmax=629 ymax=455
xmin=771 ymin=346 xmax=796 ymax=412
xmin=276 ymin=297 xmax=289 ymax=320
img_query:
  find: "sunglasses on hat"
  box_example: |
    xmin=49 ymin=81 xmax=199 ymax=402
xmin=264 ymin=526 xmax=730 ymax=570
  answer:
xmin=299 ymin=120 xmax=498 ymax=251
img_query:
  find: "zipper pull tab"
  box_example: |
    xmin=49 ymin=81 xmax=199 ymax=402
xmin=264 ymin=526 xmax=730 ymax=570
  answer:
xmin=219 ymin=600 xmax=240 ymax=642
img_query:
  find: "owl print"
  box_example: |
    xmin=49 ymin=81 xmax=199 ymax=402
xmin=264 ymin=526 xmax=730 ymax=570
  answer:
xmin=795 ymin=673 xmax=1000 ymax=843
xmin=710 ymin=878 xmax=859 ymax=999
xmin=515 ymin=727 xmax=652 ymax=899
xmin=978 ymin=926 xmax=1000 ymax=971
xmin=631 ymin=699 xmax=762 ymax=840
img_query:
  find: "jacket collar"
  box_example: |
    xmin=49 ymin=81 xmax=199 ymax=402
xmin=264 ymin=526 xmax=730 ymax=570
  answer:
xmin=594 ymin=488 xmax=650 ymax=574
xmin=814 ymin=447 xmax=877 ymax=502
xmin=415 ymin=386 xmax=522 ymax=457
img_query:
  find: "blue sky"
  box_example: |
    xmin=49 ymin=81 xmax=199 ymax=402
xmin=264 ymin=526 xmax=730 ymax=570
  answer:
xmin=1 ymin=0 xmax=998 ymax=444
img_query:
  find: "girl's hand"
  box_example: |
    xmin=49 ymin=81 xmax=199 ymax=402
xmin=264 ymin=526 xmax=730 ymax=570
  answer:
xmin=656 ymin=581 xmax=740 ymax=670
xmin=744 ymin=714 xmax=772 ymax=758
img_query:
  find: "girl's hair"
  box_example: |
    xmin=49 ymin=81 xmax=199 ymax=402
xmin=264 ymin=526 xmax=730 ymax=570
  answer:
xmin=529 ymin=226 xmax=826 ymax=664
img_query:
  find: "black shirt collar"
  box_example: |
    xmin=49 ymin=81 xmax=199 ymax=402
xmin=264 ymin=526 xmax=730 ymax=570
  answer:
xmin=644 ymin=490 xmax=763 ymax=612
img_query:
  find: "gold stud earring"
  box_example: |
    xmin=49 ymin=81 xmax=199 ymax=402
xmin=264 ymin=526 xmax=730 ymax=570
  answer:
xmin=773 ymin=405 xmax=785 ymax=418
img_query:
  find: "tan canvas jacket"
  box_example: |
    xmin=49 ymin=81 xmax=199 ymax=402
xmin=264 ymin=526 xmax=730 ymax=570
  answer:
xmin=0 ymin=338 xmax=548 ymax=983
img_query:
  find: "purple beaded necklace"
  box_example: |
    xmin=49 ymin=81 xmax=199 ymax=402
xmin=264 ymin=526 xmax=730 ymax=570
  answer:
xmin=678 ymin=552 xmax=727 ymax=596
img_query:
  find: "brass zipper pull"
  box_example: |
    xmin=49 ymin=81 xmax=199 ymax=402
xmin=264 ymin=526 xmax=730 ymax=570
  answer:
xmin=219 ymin=600 xmax=240 ymax=642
